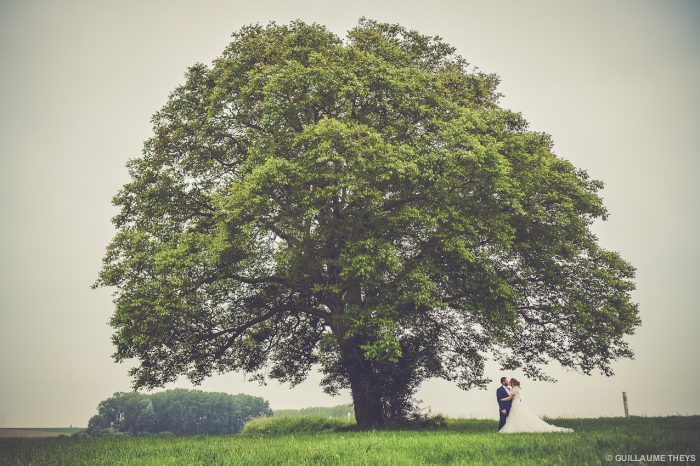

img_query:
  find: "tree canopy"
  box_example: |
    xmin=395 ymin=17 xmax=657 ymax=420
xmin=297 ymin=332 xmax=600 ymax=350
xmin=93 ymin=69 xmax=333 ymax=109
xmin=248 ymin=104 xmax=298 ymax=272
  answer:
xmin=87 ymin=389 xmax=271 ymax=435
xmin=93 ymin=18 xmax=640 ymax=428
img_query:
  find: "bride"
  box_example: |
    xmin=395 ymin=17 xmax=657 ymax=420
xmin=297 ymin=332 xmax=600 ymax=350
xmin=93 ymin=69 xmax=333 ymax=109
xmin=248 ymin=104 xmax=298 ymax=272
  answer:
xmin=498 ymin=378 xmax=574 ymax=433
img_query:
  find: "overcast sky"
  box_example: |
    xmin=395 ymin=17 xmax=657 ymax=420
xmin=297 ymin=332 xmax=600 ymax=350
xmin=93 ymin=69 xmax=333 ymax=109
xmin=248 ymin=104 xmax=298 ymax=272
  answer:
xmin=1 ymin=0 xmax=698 ymax=427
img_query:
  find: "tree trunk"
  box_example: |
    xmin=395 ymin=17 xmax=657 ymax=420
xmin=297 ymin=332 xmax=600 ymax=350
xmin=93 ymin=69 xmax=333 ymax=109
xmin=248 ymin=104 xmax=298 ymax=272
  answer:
xmin=331 ymin=281 xmax=386 ymax=429
xmin=337 ymin=334 xmax=385 ymax=429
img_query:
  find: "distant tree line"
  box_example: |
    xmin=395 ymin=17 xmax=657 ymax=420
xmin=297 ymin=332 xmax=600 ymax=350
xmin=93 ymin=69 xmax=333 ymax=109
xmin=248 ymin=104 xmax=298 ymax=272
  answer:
xmin=86 ymin=388 xmax=271 ymax=436
xmin=273 ymin=405 xmax=355 ymax=419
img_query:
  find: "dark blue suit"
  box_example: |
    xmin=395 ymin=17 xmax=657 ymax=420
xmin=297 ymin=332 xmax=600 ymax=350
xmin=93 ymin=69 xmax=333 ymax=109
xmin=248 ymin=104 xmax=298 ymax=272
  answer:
xmin=497 ymin=386 xmax=512 ymax=430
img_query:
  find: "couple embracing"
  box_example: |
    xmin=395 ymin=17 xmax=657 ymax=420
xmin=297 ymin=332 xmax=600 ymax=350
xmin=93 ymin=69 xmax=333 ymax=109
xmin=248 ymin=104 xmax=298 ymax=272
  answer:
xmin=496 ymin=376 xmax=573 ymax=433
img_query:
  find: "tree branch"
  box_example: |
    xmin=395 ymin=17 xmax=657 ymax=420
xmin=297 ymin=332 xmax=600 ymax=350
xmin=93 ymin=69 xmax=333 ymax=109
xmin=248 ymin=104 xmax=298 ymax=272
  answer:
xmin=260 ymin=219 xmax=302 ymax=246
xmin=381 ymin=194 xmax=425 ymax=212
xmin=212 ymin=307 xmax=283 ymax=360
xmin=228 ymin=273 xmax=295 ymax=288
xmin=208 ymin=298 xmax=331 ymax=359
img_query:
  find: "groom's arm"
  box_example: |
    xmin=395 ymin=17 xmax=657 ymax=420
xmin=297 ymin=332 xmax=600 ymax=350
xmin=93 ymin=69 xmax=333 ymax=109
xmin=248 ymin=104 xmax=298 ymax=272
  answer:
xmin=497 ymin=388 xmax=507 ymax=410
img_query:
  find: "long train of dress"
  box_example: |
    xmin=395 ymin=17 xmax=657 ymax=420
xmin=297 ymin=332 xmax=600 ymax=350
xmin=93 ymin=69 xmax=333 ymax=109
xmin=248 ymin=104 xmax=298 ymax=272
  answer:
xmin=499 ymin=387 xmax=574 ymax=433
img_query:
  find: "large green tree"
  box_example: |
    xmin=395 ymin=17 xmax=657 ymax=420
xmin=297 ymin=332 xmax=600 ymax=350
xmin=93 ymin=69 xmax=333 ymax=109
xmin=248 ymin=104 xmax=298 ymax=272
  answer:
xmin=93 ymin=18 xmax=640 ymax=428
xmin=88 ymin=391 xmax=155 ymax=435
xmin=87 ymin=389 xmax=271 ymax=435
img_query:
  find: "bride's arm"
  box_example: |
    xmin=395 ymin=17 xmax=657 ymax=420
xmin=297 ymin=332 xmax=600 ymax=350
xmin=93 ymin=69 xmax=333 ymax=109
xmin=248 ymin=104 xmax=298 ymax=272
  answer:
xmin=501 ymin=387 xmax=517 ymax=401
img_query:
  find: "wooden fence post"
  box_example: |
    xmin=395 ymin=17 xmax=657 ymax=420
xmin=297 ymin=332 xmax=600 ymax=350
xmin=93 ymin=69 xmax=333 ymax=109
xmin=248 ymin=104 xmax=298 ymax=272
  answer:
xmin=622 ymin=391 xmax=629 ymax=418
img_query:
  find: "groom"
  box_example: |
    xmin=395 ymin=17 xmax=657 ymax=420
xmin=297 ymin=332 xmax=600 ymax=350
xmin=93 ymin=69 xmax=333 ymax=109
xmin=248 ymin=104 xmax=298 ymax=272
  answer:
xmin=497 ymin=376 xmax=512 ymax=431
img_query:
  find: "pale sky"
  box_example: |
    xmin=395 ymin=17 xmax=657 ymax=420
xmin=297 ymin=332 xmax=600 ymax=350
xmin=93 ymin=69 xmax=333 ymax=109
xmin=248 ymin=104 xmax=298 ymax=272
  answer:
xmin=1 ymin=0 xmax=698 ymax=427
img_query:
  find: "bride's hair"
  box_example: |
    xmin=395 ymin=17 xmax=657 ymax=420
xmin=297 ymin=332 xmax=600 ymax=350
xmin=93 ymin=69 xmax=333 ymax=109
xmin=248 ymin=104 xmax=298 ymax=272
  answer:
xmin=509 ymin=378 xmax=521 ymax=387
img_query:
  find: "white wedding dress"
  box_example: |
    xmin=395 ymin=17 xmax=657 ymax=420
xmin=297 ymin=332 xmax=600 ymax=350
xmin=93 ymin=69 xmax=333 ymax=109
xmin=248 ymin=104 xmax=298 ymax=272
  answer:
xmin=499 ymin=386 xmax=574 ymax=433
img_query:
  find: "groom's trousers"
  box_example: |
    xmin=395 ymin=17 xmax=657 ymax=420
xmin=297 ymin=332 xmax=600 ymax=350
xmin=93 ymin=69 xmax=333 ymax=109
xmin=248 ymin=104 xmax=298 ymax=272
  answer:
xmin=498 ymin=409 xmax=509 ymax=430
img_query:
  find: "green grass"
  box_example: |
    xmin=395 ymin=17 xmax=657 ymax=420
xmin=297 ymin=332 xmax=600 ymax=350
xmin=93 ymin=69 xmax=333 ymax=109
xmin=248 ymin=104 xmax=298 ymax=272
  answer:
xmin=0 ymin=416 xmax=697 ymax=465
xmin=272 ymin=404 xmax=354 ymax=419
xmin=242 ymin=415 xmax=355 ymax=434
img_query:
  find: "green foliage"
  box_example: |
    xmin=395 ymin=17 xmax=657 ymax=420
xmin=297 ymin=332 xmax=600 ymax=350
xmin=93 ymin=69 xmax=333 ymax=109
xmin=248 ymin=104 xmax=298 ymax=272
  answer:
xmin=88 ymin=389 xmax=271 ymax=436
xmin=90 ymin=391 xmax=154 ymax=435
xmin=241 ymin=416 xmax=354 ymax=435
xmin=273 ymin=404 xmax=354 ymax=418
xmin=2 ymin=417 xmax=698 ymax=465
xmin=93 ymin=17 xmax=640 ymax=427
xmin=148 ymin=388 xmax=272 ymax=435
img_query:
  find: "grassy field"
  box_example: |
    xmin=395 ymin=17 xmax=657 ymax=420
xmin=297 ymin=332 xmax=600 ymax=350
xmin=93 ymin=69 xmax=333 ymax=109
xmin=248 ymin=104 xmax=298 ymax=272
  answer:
xmin=0 ymin=416 xmax=697 ymax=465
xmin=272 ymin=405 xmax=354 ymax=419
xmin=0 ymin=427 xmax=83 ymax=438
